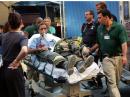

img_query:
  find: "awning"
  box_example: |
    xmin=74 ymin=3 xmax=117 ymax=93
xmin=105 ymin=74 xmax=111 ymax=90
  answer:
xmin=13 ymin=1 xmax=60 ymax=7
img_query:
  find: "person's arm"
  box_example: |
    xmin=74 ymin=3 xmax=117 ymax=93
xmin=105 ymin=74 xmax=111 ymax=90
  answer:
xmin=28 ymin=47 xmax=48 ymax=54
xmin=122 ymin=42 xmax=128 ymax=65
xmin=24 ymin=31 xmax=29 ymax=38
xmin=83 ymin=43 xmax=99 ymax=56
xmin=50 ymin=26 xmax=56 ymax=35
xmin=14 ymin=46 xmax=28 ymax=62
xmin=89 ymin=43 xmax=99 ymax=53
xmin=8 ymin=35 xmax=28 ymax=69
xmin=89 ymin=22 xmax=100 ymax=53
xmin=118 ymin=25 xmax=128 ymax=65
xmin=8 ymin=46 xmax=28 ymax=69
xmin=53 ymin=27 xmax=56 ymax=34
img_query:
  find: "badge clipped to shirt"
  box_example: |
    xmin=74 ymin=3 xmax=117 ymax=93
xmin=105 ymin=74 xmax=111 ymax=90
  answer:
xmin=104 ymin=34 xmax=110 ymax=39
xmin=91 ymin=25 xmax=94 ymax=29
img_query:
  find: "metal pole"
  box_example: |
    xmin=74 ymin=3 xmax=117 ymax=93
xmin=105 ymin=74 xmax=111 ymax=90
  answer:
xmin=59 ymin=1 xmax=63 ymax=38
xmin=45 ymin=4 xmax=48 ymax=17
xmin=63 ymin=1 xmax=66 ymax=38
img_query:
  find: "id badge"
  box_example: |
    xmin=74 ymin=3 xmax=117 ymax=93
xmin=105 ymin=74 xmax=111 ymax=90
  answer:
xmin=104 ymin=35 xmax=110 ymax=39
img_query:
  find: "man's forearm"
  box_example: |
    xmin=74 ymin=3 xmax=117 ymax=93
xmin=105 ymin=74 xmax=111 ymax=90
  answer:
xmin=89 ymin=43 xmax=99 ymax=52
xmin=28 ymin=47 xmax=48 ymax=54
xmin=122 ymin=42 xmax=127 ymax=57
xmin=28 ymin=48 xmax=40 ymax=54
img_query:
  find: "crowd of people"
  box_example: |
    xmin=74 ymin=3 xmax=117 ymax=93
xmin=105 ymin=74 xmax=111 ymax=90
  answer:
xmin=0 ymin=1 xmax=128 ymax=97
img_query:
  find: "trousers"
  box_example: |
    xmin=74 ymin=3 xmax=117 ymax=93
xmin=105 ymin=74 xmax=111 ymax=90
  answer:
xmin=0 ymin=61 xmax=25 ymax=97
xmin=102 ymin=56 xmax=122 ymax=97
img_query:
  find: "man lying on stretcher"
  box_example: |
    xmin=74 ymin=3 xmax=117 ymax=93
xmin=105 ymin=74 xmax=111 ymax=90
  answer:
xmin=24 ymin=21 xmax=100 ymax=84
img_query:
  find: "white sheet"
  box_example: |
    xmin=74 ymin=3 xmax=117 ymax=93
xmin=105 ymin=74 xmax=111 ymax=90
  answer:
xmin=67 ymin=62 xmax=100 ymax=84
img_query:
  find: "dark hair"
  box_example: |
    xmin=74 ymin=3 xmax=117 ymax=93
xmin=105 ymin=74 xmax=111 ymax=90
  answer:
xmin=38 ymin=21 xmax=47 ymax=30
xmin=3 ymin=22 xmax=10 ymax=33
xmin=98 ymin=9 xmax=111 ymax=19
xmin=0 ymin=25 xmax=3 ymax=29
xmin=8 ymin=12 xmax=22 ymax=30
xmin=96 ymin=2 xmax=107 ymax=10
xmin=35 ymin=17 xmax=43 ymax=25
xmin=88 ymin=10 xmax=94 ymax=18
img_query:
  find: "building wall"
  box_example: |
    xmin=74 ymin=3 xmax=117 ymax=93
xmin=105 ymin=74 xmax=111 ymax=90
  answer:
xmin=64 ymin=1 xmax=120 ymax=38
xmin=0 ymin=3 xmax=9 ymax=25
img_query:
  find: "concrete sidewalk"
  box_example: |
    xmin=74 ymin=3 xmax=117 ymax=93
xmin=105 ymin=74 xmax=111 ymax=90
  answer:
xmin=25 ymin=78 xmax=130 ymax=97
xmin=91 ymin=80 xmax=130 ymax=97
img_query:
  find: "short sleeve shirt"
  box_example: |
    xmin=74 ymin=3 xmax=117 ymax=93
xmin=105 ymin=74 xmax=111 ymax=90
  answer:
xmin=97 ymin=21 xmax=128 ymax=56
xmin=0 ymin=32 xmax=28 ymax=62
xmin=48 ymin=26 xmax=56 ymax=35
xmin=81 ymin=22 xmax=97 ymax=47
xmin=28 ymin=33 xmax=61 ymax=52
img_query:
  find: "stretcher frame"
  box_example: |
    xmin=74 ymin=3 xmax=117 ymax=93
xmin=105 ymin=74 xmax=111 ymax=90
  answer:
xmin=23 ymin=59 xmax=94 ymax=97
xmin=24 ymin=36 xmax=96 ymax=97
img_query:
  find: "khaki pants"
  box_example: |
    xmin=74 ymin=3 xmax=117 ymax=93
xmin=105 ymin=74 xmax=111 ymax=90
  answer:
xmin=102 ymin=56 xmax=123 ymax=97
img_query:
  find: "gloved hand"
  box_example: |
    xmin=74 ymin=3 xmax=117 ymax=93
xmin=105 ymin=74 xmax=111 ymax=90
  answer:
xmin=81 ymin=46 xmax=90 ymax=59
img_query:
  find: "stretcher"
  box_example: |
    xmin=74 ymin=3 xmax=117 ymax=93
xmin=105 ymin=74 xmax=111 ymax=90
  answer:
xmin=23 ymin=54 xmax=100 ymax=97
xmin=24 ymin=35 xmax=100 ymax=97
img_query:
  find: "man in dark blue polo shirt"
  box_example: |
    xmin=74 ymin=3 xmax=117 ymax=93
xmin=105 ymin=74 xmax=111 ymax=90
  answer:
xmin=81 ymin=10 xmax=103 ymax=89
xmin=81 ymin=10 xmax=97 ymax=48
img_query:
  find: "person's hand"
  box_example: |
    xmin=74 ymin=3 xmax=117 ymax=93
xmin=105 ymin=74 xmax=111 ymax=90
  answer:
xmin=8 ymin=60 xmax=20 ymax=70
xmin=41 ymin=47 xmax=48 ymax=51
xmin=82 ymin=46 xmax=90 ymax=60
xmin=82 ymin=47 xmax=90 ymax=56
xmin=122 ymin=56 xmax=127 ymax=66
xmin=38 ymin=47 xmax=48 ymax=52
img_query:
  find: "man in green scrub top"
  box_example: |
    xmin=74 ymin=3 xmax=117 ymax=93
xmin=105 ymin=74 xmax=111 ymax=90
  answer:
xmin=90 ymin=9 xmax=128 ymax=97
xmin=43 ymin=17 xmax=56 ymax=35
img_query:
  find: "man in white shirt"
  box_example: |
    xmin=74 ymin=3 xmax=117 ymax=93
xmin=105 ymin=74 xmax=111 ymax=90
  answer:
xmin=25 ymin=21 xmax=99 ymax=84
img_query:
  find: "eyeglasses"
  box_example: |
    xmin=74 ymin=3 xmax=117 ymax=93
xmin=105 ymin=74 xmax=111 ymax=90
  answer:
xmin=40 ymin=28 xmax=47 ymax=30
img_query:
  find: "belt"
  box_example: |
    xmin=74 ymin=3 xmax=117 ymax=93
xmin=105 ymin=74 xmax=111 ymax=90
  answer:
xmin=102 ymin=53 xmax=122 ymax=59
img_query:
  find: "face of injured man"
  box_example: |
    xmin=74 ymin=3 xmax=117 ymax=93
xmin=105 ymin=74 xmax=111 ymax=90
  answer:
xmin=38 ymin=23 xmax=48 ymax=37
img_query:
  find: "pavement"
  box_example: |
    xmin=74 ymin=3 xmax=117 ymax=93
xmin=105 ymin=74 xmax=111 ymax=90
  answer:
xmin=25 ymin=77 xmax=130 ymax=97
xmin=87 ymin=78 xmax=130 ymax=97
